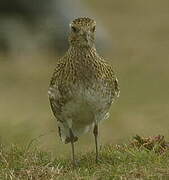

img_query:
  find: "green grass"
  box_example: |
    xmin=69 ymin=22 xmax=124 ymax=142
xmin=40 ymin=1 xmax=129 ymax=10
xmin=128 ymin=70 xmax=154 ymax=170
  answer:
xmin=1 ymin=139 xmax=169 ymax=180
xmin=1 ymin=0 xmax=169 ymax=152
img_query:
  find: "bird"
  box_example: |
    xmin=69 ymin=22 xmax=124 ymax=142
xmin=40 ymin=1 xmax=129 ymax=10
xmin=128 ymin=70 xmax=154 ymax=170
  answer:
xmin=48 ymin=17 xmax=119 ymax=166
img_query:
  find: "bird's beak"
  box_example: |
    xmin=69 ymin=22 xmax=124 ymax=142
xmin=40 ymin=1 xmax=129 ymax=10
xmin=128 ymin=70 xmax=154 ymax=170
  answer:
xmin=80 ymin=31 xmax=89 ymax=42
xmin=83 ymin=33 xmax=88 ymax=41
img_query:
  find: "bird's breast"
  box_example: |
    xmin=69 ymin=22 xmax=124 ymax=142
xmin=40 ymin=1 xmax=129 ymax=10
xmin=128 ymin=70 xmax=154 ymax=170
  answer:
xmin=61 ymin=82 xmax=112 ymax=122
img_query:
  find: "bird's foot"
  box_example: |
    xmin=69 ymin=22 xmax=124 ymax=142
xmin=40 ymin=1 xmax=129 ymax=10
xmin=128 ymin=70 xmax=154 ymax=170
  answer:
xmin=65 ymin=136 xmax=78 ymax=144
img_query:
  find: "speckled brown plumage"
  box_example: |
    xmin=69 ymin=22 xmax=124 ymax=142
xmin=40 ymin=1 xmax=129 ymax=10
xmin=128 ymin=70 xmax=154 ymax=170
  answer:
xmin=48 ymin=17 xmax=119 ymax=165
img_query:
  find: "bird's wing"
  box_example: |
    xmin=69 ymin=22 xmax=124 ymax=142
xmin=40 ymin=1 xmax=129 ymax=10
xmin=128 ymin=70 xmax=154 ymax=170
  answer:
xmin=48 ymin=86 xmax=63 ymax=118
xmin=48 ymin=60 xmax=67 ymax=119
xmin=114 ymin=77 xmax=120 ymax=97
xmin=101 ymin=60 xmax=120 ymax=99
xmin=109 ymin=66 xmax=120 ymax=98
xmin=48 ymin=58 xmax=75 ymax=121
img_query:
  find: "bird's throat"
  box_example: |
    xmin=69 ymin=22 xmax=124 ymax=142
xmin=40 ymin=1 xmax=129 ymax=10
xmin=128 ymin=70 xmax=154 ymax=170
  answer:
xmin=68 ymin=46 xmax=98 ymax=59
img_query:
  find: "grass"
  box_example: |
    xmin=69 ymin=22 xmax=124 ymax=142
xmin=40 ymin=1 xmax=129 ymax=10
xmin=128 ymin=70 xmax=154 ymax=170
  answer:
xmin=1 ymin=136 xmax=169 ymax=180
xmin=1 ymin=0 xmax=169 ymax=152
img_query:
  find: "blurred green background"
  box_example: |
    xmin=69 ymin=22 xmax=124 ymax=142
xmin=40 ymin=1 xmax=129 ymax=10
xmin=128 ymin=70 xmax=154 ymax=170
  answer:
xmin=0 ymin=0 xmax=169 ymax=157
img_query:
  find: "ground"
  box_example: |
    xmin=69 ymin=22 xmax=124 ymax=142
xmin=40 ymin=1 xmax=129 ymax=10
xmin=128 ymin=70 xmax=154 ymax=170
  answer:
xmin=1 ymin=136 xmax=169 ymax=180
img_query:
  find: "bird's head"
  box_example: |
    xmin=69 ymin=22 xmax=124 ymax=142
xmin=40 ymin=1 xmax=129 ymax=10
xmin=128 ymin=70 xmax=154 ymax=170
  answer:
xmin=68 ymin=17 xmax=96 ymax=48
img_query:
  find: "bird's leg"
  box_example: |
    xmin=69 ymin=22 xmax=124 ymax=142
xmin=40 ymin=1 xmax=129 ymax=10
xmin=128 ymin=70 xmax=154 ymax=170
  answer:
xmin=93 ymin=124 xmax=99 ymax=163
xmin=69 ymin=128 xmax=76 ymax=167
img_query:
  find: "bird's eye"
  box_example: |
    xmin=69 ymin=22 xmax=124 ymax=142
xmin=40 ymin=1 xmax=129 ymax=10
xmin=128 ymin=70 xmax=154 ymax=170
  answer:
xmin=91 ymin=26 xmax=96 ymax=32
xmin=71 ymin=26 xmax=78 ymax=33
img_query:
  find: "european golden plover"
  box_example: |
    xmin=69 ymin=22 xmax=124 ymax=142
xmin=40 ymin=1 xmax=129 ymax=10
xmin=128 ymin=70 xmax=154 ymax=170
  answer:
xmin=48 ymin=17 xmax=119 ymax=165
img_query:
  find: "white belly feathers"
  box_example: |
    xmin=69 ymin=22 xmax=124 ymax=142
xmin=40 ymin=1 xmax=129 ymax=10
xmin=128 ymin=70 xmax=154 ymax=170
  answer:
xmin=48 ymin=84 xmax=112 ymax=143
